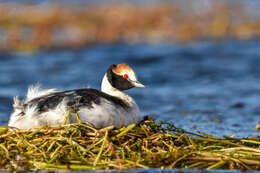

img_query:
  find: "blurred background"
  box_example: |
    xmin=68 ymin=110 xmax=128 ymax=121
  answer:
xmin=0 ymin=0 xmax=260 ymax=137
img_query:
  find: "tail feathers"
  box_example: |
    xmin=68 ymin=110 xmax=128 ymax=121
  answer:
xmin=26 ymin=84 xmax=57 ymax=101
xmin=12 ymin=96 xmax=38 ymax=117
xmin=13 ymin=96 xmax=24 ymax=110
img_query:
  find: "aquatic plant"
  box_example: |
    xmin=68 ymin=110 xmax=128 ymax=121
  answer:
xmin=0 ymin=119 xmax=259 ymax=171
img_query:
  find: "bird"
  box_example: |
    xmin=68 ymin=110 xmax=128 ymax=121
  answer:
xmin=8 ymin=63 xmax=145 ymax=129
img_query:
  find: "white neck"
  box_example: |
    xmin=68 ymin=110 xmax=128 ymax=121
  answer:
xmin=101 ymin=74 xmax=134 ymax=104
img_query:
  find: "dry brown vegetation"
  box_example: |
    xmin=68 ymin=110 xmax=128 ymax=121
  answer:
xmin=0 ymin=2 xmax=259 ymax=51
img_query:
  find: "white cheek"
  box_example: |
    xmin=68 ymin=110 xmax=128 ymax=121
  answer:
xmin=128 ymin=71 xmax=138 ymax=81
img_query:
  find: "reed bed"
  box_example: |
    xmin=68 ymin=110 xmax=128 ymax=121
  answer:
xmin=0 ymin=119 xmax=259 ymax=171
xmin=1 ymin=2 xmax=260 ymax=51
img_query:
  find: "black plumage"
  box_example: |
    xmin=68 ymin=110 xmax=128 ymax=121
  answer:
xmin=24 ymin=89 xmax=129 ymax=113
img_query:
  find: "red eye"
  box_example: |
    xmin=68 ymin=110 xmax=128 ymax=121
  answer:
xmin=123 ymin=74 xmax=128 ymax=79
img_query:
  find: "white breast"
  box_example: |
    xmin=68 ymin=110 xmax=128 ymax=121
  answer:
xmin=76 ymin=98 xmax=140 ymax=128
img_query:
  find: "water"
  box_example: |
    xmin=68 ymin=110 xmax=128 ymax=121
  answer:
xmin=0 ymin=40 xmax=260 ymax=138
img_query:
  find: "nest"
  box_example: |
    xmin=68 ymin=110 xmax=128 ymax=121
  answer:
xmin=0 ymin=119 xmax=259 ymax=171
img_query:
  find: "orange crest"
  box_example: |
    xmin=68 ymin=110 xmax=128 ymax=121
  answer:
xmin=112 ymin=63 xmax=132 ymax=75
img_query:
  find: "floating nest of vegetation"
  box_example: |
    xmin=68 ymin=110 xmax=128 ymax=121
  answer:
xmin=0 ymin=118 xmax=259 ymax=171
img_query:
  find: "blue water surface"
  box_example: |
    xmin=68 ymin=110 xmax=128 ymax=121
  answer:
xmin=0 ymin=41 xmax=259 ymax=138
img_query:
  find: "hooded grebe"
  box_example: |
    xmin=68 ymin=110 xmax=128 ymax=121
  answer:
xmin=8 ymin=63 xmax=145 ymax=129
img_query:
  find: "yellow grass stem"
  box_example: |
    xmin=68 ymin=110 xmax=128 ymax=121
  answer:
xmin=93 ymin=130 xmax=108 ymax=167
xmin=63 ymin=109 xmax=81 ymax=125
xmin=207 ymin=160 xmax=227 ymax=169
xmin=31 ymin=161 xmax=94 ymax=170
xmin=112 ymin=123 xmax=136 ymax=140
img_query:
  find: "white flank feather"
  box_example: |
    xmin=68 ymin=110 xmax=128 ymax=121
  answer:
xmin=24 ymin=105 xmax=39 ymax=118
